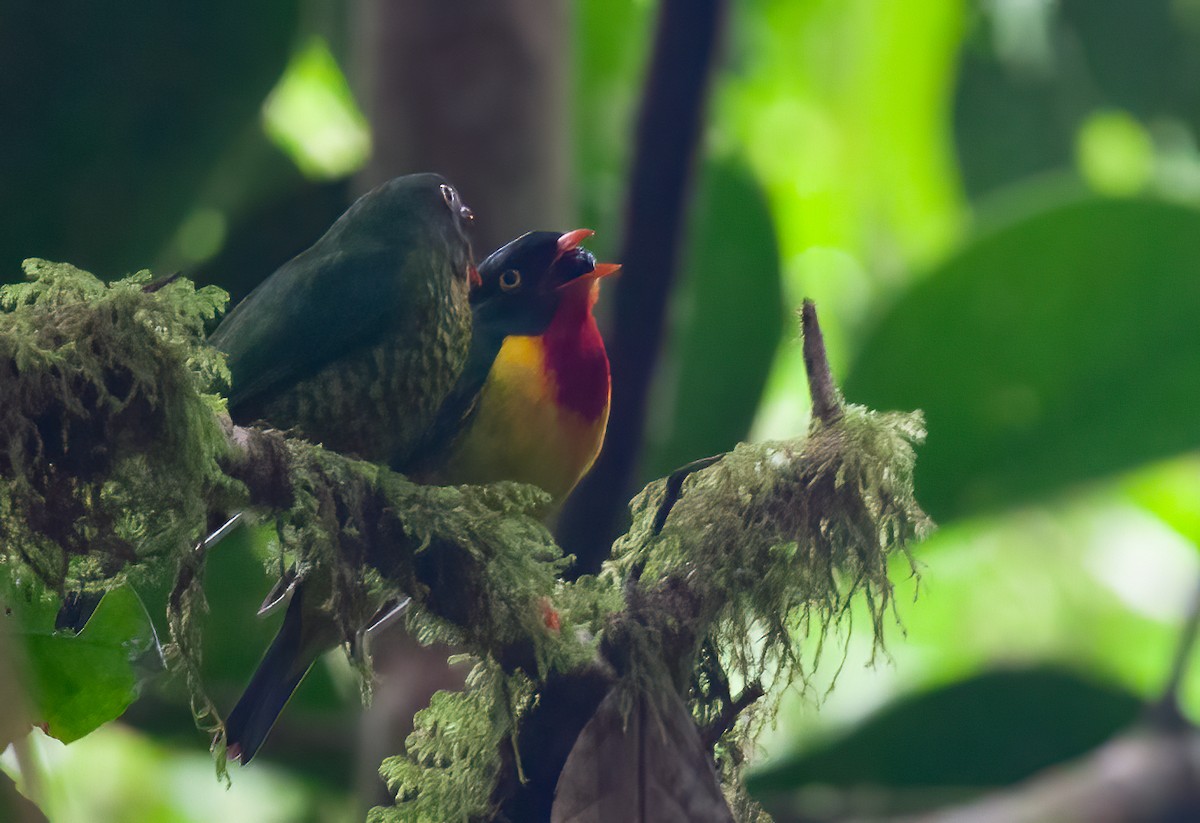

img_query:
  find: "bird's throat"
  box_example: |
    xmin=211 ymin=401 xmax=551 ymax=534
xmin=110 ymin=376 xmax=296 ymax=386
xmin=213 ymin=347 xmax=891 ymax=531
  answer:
xmin=435 ymin=280 xmax=611 ymax=504
xmin=542 ymin=280 xmax=609 ymax=421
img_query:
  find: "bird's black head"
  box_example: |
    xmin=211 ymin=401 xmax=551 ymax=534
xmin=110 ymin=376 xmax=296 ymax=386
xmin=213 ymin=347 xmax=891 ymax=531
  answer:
xmin=472 ymin=229 xmax=618 ymax=338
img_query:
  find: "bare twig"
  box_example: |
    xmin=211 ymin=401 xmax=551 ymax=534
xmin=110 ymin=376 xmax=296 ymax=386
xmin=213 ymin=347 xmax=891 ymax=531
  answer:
xmin=556 ymin=0 xmax=730 ymax=575
xmin=647 ymin=301 xmax=840 ymax=540
xmin=702 ymin=682 xmax=765 ymax=750
xmin=652 ymin=454 xmax=725 ymax=536
xmin=801 ymin=299 xmax=843 ymax=425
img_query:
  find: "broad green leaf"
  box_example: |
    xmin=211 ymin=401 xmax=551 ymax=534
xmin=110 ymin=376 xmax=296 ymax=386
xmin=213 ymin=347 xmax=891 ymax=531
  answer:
xmin=642 ymin=157 xmax=784 ymax=479
xmin=13 ymin=585 xmax=160 ymax=744
xmin=0 ymin=1 xmax=300 ymax=279
xmin=845 ymin=196 xmax=1200 ymax=522
xmin=574 ymin=0 xmax=655 ymax=256
xmin=748 ymin=667 xmax=1141 ymax=800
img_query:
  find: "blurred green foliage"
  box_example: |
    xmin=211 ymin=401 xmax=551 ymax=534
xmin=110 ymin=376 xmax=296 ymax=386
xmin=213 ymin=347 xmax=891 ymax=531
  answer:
xmin=749 ymin=667 xmax=1142 ymax=792
xmin=263 ymin=38 xmax=371 ymax=181
xmin=642 ymin=157 xmax=784 ymax=478
xmin=0 ymin=0 xmax=301 ymax=278
xmin=846 ymin=196 xmax=1200 ymax=522
xmin=4 ymin=0 xmax=1200 ymax=820
xmin=22 ymin=588 xmax=159 ymax=746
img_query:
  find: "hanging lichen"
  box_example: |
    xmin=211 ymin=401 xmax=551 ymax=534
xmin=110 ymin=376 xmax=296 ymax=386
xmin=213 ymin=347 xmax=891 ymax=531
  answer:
xmin=0 ymin=259 xmax=235 ymax=595
xmin=612 ymin=405 xmax=931 ymax=690
xmin=602 ymin=404 xmax=931 ymax=815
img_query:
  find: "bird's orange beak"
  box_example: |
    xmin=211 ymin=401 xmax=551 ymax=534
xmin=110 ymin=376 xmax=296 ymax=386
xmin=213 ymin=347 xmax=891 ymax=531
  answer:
xmin=556 ymin=228 xmax=595 ymax=255
xmin=554 ymin=229 xmax=622 ymax=286
xmin=588 ymin=262 xmax=622 ymax=280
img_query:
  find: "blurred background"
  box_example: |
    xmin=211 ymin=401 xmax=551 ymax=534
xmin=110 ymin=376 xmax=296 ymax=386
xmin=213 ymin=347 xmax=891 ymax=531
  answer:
xmin=4 ymin=0 xmax=1200 ymax=820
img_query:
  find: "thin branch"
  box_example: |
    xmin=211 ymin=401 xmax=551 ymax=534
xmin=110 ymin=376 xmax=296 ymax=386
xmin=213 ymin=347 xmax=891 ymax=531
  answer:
xmin=556 ymin=0 xmax=730 ymax=576
xmin=652 ymin=454 xmax=725 ymax=535
xmin=216 ymin=425 xmax=545 ymax=675
xmin=702 ymin=682 xmax=765 ymax=750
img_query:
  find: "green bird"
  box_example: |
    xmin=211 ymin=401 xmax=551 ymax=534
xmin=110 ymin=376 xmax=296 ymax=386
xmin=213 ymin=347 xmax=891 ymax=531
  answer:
xmin=218 ymin=211 xmax=617 ymax=764
xmin=210 ymin=173 xmax=477 ymax=468
xmin=211 ymin=174 xmax=476 ymax=763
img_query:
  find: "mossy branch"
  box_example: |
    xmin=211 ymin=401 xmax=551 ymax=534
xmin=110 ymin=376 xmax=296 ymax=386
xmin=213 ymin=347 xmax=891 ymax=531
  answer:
xmin=218 ymin=423 xmax=585 ymax=675
xmin=1 ymin=262 xmax=932 ymax=822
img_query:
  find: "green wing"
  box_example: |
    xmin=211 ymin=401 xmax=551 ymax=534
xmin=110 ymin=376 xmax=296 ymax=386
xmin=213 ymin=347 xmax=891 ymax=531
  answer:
xmin=209 ymin=174 xmax=466 ymax=418
xmin=211 ymin=240 xmax=419 ymax=416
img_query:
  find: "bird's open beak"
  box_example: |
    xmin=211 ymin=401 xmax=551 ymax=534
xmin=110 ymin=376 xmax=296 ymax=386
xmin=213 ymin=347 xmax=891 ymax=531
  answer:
xmin=553 ymin=229 xmax=622 ymax=288
xmin=587 ymin=262 xmax=622 ymax=280
xmin=556 ymin=228 xmax=595 ymax=255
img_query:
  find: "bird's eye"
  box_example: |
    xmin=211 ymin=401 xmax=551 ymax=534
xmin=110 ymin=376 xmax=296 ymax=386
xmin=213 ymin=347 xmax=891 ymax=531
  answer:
xmin=499 ymin=270 xmax=521 ymax=291
xmin=441 ymin=184 xmax=474 ymax=224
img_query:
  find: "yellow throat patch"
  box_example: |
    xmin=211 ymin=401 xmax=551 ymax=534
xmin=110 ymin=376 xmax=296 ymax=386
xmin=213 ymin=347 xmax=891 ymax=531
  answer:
xmin=438 ymin=334 xmax=609 ymax=506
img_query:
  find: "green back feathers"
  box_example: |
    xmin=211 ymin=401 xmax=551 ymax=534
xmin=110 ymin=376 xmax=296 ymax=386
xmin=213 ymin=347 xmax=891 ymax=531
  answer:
xmin=210 ymin=173 xmax=475 ymax=466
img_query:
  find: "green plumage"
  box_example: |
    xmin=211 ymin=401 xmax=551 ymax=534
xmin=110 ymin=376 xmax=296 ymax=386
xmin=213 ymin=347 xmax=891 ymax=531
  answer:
xmin=210 ymin=173 xmax=474 ymax=468
xmin=209 ymin=173 xmax=476 ymax=764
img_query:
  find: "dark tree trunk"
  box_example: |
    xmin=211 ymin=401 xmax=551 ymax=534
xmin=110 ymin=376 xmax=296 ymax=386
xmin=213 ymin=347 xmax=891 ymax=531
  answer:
xmin=352 ymin=0 xmax=571 ymax=254
xmin=348 ymin=1 xmax=572 ymax=811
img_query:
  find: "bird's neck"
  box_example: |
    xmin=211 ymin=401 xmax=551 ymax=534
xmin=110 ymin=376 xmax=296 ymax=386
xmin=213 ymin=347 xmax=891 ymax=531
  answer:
xmin=541 ymin=280 xmax=609 ymax=421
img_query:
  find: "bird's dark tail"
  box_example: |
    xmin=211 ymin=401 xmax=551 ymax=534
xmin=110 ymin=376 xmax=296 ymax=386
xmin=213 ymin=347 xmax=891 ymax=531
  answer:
xmin=225 ymin=587 xmax=325 ymax=764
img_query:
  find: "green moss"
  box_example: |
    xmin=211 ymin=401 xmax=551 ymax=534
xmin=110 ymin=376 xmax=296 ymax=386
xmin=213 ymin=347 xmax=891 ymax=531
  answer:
xmin=614 ymin=405 xmax=930 ymax=684
xmin=0 ymin=259 xmax=933 ymax=822
xmin=610 ymin=405 xmax=931 ymax=817
xmin=0 ymin=260 xmax=233 ymax=594
xmin=366 ymin=406 xmax=929 ymax=821
xmin=263 ymin=446 xmax=598 ymax=676
xmin=371 ymin=663 xmax=531 ymax=823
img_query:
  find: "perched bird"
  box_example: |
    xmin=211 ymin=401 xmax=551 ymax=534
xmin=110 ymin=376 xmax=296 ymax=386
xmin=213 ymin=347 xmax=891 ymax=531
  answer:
xmin=212 ymin=174 xmax=477 ymax=763
xmin=219 ymin=223 xmax=617 ymax=764
xmin=209 ymin=173 xmax=477 ymax=469
xmin=414 ymin=229 xmax=619 ymax=506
